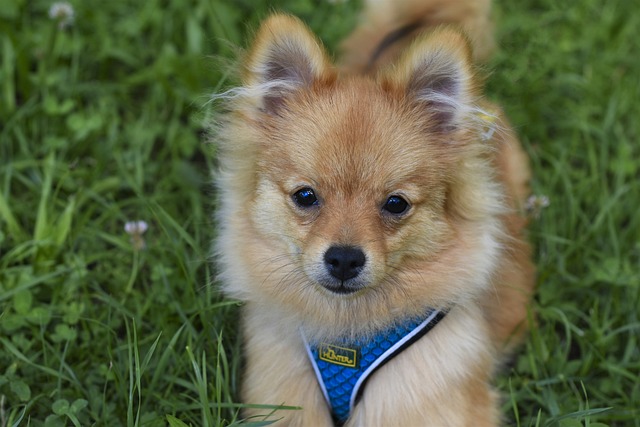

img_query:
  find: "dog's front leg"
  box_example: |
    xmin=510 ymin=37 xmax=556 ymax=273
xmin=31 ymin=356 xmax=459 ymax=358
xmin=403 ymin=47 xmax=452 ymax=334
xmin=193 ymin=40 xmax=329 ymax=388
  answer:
xmin=240 ymin=304 xmax=333 ymax=426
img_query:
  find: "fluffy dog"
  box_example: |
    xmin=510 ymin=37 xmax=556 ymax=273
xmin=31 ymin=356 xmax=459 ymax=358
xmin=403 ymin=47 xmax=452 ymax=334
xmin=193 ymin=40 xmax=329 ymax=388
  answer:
xmin=213 ymin=0 xmax=534 ymax=425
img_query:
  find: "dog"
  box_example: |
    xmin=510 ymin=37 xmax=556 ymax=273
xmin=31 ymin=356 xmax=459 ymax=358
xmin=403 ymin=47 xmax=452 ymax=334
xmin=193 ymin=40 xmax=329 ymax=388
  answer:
xmin=213 ymin=0 xmax=534 ymax=425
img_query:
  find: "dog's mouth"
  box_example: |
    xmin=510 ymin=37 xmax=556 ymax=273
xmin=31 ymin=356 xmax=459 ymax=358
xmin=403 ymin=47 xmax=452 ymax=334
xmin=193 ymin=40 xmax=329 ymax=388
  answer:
xmin=320 ymin=282 xmax=364 ymax=295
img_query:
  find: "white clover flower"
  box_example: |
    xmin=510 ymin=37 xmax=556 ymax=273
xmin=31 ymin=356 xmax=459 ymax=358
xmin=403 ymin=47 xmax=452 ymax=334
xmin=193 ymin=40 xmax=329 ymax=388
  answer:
xmin=125 ymin=220 xmax=148 ymax=250
xmin=49 ymin=2 xmax=75 ymax=29
xmin=525 ymin=195 xmax=550 ymax=218
xmin=124 ymin=220 xmax=148 ymax=235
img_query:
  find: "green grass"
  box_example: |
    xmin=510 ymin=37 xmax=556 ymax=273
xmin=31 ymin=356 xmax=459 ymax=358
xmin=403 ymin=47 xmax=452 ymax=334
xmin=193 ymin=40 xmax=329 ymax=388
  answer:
xmin=0 ymin=0 xmax=638 ymax=426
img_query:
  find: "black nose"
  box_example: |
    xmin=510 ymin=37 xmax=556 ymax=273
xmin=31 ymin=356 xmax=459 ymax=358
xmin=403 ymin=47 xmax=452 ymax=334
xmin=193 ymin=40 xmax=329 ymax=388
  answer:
xmin=324 ymin=246 xmax=366 ymax=281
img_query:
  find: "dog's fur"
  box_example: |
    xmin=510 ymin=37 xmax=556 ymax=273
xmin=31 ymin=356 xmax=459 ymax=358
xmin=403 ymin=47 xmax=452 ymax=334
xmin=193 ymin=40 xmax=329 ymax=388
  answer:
xmin=213 ymin=0 xmax=534 ymax=425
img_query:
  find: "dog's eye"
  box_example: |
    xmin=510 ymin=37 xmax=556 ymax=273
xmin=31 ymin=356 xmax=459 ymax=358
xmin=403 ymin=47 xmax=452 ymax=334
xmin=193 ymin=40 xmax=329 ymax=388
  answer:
xmin=292 ymin=187 xmax=318 ymax=207
xmin=383 ymin=195 xmax=409 ymax=215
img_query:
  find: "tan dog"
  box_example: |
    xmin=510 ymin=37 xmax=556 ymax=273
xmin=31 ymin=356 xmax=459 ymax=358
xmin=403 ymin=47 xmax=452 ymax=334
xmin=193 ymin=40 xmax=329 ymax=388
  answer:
xmin=214 ymin=0 xmax=534 ymax=425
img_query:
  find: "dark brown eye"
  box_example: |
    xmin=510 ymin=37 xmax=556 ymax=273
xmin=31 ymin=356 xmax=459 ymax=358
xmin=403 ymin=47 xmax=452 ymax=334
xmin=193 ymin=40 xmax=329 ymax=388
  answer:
xmin=383 ymin=195 xmax=409 ymax=215
xmin=292 ymin=187 xmax=318 ymax=207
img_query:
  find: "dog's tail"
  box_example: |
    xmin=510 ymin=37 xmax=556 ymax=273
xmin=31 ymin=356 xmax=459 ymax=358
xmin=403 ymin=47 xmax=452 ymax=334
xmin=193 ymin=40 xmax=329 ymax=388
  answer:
xmin=339 ymin=0 xmax=495 ymax=74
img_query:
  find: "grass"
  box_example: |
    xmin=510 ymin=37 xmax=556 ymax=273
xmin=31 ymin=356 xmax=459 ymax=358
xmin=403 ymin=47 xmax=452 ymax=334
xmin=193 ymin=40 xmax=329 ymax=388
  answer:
xmin=0 ymin=0 xmax=638 ymax=425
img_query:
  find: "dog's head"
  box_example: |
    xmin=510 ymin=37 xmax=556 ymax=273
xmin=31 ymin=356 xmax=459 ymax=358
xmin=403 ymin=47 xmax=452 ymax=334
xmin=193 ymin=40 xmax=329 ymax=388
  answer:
xmin=215 ymin=15 xmax=504 ymax=337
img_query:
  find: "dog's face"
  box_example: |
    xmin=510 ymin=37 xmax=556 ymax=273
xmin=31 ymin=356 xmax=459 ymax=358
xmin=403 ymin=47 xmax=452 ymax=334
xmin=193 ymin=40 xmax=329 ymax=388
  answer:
xmin=252 ymin=81 xmax=455 ymax=296
xmin=216 ymin=15 xmax=503 ymax=337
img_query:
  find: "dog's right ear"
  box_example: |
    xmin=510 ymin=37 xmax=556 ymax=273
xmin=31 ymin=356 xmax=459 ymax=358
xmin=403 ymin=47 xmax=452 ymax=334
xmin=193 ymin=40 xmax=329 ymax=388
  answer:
xmin=243 ymin=14 xmax=332 ymax=114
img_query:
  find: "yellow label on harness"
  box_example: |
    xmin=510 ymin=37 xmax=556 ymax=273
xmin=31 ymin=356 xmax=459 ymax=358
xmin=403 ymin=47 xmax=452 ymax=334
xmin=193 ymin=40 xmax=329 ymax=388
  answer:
xmin=319 ymin=344 xmax=358 ymax=368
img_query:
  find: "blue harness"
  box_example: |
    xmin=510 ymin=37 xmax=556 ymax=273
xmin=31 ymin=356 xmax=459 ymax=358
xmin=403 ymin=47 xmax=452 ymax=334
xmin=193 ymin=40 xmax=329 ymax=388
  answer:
xmin=303 ymin=308 xmax=446 ymax=424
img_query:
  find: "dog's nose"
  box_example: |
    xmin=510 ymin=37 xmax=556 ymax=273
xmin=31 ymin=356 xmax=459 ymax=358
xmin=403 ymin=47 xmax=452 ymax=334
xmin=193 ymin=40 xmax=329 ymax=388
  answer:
xmin=324 ymin=246 xmax=366 ymax=281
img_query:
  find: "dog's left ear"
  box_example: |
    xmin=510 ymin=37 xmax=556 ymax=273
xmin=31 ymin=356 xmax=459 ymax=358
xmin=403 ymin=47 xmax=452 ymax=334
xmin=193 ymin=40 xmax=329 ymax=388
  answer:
xmin=243 ymin=14 xmax=332 ymax=114
xmin=384 ymin=28 xmax=477 ymax=132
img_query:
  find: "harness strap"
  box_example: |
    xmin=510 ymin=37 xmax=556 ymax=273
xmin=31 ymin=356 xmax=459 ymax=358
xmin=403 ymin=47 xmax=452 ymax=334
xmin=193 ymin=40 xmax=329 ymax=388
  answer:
xmin=303 ymin=308 xmax=446 ymax=424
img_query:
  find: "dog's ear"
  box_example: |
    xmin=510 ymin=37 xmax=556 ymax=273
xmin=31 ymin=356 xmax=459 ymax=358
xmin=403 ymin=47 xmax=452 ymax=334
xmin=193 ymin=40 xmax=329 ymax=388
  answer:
xmin=243 ymin=14 xmax=332 ymax=114
xmin=384 ymin=28 xmax=476 ymax=132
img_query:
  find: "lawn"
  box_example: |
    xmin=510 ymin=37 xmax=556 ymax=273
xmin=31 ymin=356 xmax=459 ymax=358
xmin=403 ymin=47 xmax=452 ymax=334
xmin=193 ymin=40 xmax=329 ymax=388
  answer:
xmin=0 ymin=0 xmax=638 ymax=426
